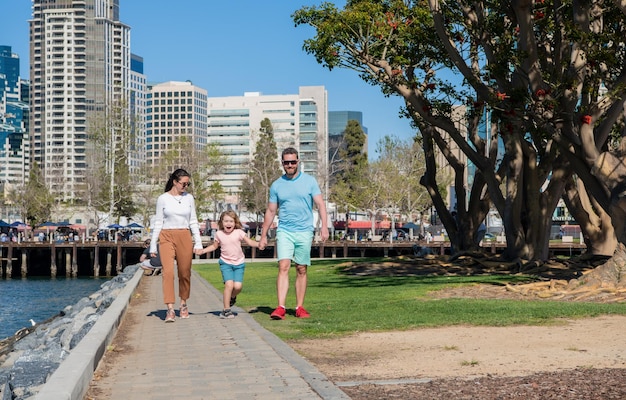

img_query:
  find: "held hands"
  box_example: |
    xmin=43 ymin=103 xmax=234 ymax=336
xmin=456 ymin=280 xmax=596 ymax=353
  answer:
xmin=258 ymin=236 xmax=267 ymax=250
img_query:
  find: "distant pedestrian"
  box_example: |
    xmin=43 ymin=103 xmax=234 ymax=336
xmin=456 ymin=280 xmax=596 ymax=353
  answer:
xmin=259 ymin=147 xmax=329 ymax=320
xmin=139 ymin=239 xmax=162 ymax=276
xmin=196 ymin=211 xmax=259 ymax=319
xmin=150 ymin=168 xmax=203 ymax=323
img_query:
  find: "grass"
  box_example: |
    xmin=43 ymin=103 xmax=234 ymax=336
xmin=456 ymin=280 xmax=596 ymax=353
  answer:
xmin=193 ymin=259 xmax=626 ymax=340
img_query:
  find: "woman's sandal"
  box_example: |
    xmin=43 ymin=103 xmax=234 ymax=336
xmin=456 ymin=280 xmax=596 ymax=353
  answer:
xmin=180 ymin=304 xmax=189 ymax=319
xmin=165 ymin=308 xmax=176 ymax=323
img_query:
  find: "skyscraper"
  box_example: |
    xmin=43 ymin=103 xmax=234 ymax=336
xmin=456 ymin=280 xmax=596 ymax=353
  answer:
xmin=30 ymin=0 xmax=131 ymax=200
xmin=0 ymin=45 xmax=29 ymax=197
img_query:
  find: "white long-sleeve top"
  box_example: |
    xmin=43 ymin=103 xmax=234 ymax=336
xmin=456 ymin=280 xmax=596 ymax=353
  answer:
xmin=149 ymin=192 xmax=203 ymax=253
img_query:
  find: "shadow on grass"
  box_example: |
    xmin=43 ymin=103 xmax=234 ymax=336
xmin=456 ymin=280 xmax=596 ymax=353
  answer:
xmin=308 ymin=274 xmax=526 ymax=289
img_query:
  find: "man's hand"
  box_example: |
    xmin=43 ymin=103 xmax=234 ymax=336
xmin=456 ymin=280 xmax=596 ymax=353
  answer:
xmin=320 ymin=228 xmax=329 ymax=242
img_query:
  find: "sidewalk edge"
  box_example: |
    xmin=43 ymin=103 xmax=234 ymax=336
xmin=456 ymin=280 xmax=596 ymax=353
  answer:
xmin=34 ymin=268 xmax=144 ymax=400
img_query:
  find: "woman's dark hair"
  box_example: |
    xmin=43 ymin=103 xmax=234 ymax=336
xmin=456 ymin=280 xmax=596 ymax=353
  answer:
xmin=164 ymin=168 xmax=190 ymax=192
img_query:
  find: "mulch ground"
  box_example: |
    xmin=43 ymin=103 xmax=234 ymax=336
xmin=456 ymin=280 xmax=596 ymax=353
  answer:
xmin=341 ymin=368 xmax=626 ymax=399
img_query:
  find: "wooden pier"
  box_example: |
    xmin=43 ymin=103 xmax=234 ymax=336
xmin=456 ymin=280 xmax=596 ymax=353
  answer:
xmin=0 ymin=240 xmax=587 ymax=278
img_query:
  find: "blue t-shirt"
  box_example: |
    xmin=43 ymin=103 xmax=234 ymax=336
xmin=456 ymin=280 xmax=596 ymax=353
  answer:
xmin=269 ymin=172 xmax=321 ymax=232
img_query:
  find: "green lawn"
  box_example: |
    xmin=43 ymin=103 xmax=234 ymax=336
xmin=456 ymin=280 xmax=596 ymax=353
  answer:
xmin=194 ymin=259 xmax=626 ymax=340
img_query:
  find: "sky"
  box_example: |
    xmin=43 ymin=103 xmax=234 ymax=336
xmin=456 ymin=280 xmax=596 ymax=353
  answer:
xmin=0 ymin=0 xmax=416 ymax=159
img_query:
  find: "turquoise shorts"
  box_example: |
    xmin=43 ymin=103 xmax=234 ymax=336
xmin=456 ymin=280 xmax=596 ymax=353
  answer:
xmin=276 ymin=230 xmax=313 ymax=266
xmin=219 ymin=259 xmax=245 ymax=283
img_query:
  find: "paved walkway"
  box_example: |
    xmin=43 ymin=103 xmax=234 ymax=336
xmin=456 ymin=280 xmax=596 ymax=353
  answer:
xmin=83 ymin=269 xmax=349 ymax=400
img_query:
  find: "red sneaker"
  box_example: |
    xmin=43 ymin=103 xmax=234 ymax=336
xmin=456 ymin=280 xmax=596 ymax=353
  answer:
xmin=270 ymin=307 xmax=286 ymax=320
xmin=295 ymin=307 xmax=310 ymax=318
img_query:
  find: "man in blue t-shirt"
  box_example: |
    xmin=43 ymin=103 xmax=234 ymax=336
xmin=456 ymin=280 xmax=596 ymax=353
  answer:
xmin=259 ymin=147 xmax=329 ymax=320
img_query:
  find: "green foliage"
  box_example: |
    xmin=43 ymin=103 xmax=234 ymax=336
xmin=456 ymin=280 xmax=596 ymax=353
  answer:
xmin=195 ymin=259 xmax=626 ymax=340
xmin=330 ymin=119 xmax=368 ymax=211
xmin=85 ymin=97 xmax=137 ymax=221
xmin=20 ymin=162 xmax=54 ymax=226
xmin=240 ymin=119 xmax=282 ymax=219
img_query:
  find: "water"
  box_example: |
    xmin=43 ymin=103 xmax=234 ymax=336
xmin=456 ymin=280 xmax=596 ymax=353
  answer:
xmin=0 ymin=277 xmax=110 ymax=340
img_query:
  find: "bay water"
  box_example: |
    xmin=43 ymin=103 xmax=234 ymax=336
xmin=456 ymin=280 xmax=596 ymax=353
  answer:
xmin=0 ymin=277 xmax=110 ymax=340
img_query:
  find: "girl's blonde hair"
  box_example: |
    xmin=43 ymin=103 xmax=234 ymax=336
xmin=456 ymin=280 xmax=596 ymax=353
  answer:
xmin=217 ymin=210 xmax=243 ymax=230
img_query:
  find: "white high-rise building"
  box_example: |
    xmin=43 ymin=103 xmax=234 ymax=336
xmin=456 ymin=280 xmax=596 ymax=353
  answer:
xmin=30 ymin=0 xmax=131 ymax=200
xmin=145 ymin=81 xmax=208 ymax=167
xmin=207 ymin=86 xmax=328 ymax=201
xmin=128 ymin=53 xmax=147 ymax=175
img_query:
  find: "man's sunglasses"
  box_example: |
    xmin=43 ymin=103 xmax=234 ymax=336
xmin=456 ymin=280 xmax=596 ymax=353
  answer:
xmin=282 ymin=160 xmax=298 ymax=165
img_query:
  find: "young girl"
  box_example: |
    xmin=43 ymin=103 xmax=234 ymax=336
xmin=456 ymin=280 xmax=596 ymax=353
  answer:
xmin=197 ymin=210 xmax=259 ymax=318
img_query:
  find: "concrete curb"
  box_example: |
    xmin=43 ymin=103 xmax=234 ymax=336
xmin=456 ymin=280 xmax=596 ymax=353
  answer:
xmin=193 ymin=270 xmax=351 ymax=400
xmin=34 ymin=268 xmax=143 ymax=400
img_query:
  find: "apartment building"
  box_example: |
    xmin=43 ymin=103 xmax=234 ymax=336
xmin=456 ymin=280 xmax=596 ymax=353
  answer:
xmin=29 ymin=0 xmax=131 ymax=200
xmin=206 ymin=86 xmax=328 ymax=200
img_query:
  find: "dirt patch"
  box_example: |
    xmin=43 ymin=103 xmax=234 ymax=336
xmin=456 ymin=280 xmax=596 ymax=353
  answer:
xmin=289 ymin=256 xmax=626 ymax=399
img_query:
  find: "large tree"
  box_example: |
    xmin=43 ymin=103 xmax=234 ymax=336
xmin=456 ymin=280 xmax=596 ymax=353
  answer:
xmin=151 ymin=137 xmax=229 ymax=222
xmin=330 ymin=119 xmax=369 ymax=218
xmin=240 ymin=119 xmax=282 ymax=225
xmin=85 ymin=97 xmax=137 ymax=224
xmin=15 ymin=162 xmax=55 ymax=227
xmin=293 ymin=0 xmax=626 ymax=263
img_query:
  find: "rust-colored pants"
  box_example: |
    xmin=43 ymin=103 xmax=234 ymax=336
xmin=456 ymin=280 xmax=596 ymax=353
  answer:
xmin=159 ymin=229 xmax=193 ymax=304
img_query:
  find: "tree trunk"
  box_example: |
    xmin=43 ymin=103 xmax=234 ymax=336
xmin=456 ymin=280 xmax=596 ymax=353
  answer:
xmin=570 ymin=243 xmax=626 ymax=289
xmin=563 ymin=176 xmax=617 ymax=256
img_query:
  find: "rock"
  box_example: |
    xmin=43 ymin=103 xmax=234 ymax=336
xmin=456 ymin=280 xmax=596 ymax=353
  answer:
xmin=0 ymin=265 xmax=139 ymax=399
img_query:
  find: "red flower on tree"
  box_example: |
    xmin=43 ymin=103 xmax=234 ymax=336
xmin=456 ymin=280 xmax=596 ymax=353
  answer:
xmin=496 ymin=92 xmax=507 ymax=100
xmin=535 ymin=11 xmax=545 ymax=19
xmin=535 ymin=89 xmax=546 ymax=99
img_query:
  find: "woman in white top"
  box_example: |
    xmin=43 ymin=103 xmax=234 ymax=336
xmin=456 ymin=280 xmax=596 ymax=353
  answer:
xmin=150 ymin=168 xmax=203 ymax=323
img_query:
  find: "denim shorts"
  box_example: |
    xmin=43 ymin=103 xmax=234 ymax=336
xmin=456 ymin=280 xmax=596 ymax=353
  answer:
xmin=276 ymin=230 xmax=313 ymax=266
xmin=219 ymin=259 xmax=246 ymax=283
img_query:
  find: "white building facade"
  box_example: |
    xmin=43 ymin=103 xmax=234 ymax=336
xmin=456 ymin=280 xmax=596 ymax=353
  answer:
xmin=206 ymin=86 xmax=328 ymax=201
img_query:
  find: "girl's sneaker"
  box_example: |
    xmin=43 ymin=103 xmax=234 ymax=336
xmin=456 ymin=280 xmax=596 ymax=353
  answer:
xmin=220 ymin=309 xmax=235 ymax=319
xmin=165 ymin=308 xmax=176 ymax=323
